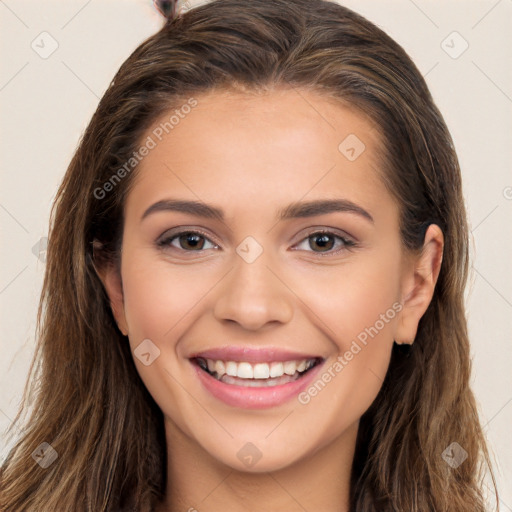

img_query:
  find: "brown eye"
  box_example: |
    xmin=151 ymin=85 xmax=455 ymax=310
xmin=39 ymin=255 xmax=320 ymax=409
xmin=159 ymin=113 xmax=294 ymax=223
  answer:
xmin=158 ymin=231 xmax=218 ymax=252
xmin=293 ymin=231 xmax=356 ymax=255
xmin=178 ymin=233 xmax=205 ymax=250
xmin=308 ymin=233 xmax=335 ymax=252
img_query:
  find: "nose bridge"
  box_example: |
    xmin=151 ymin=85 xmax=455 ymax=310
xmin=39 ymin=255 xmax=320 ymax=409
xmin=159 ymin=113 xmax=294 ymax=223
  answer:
xmin=212 ymin=240 xmax=294 ymax=330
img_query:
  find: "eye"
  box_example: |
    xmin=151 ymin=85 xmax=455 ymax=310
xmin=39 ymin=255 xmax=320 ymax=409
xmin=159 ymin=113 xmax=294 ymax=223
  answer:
xmin=293 ymin=230 xmax=356 ymax=255
xmin=157 ymin=230 xmax=218 ymax=251
xmin=156 ymin=228 xmax=356 ymax=255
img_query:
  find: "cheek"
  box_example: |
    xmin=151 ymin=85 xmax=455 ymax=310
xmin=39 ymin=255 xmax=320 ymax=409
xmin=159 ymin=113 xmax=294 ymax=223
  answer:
xmin=117 ymin=250 xmax=221 ymax=428
xmin=292 ymin=252 xmax=402 ymax=420
xmin=290 ymin=251 xmax=402 ymax=348
xmin=120 ymin=251 xmax=218 ymax=342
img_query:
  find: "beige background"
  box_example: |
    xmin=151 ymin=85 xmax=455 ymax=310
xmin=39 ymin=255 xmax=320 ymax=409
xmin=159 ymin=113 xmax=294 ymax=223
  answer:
xmin=1 ymin=0 xmax=511 ymax=507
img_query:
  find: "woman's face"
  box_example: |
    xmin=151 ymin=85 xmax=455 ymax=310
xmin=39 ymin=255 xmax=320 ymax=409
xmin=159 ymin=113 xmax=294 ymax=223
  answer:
xmin=102 ymin=88 xmax=440 ymax=472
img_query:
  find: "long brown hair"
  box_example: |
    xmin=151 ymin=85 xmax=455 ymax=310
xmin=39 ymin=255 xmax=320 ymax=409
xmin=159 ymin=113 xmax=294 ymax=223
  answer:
xmin=0 ymin=1 xmax=498 ymax=510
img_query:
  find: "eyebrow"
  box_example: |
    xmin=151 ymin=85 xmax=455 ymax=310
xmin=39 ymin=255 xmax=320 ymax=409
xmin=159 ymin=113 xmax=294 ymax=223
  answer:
xmin=141 ymin=198 xmax=374 ymax=224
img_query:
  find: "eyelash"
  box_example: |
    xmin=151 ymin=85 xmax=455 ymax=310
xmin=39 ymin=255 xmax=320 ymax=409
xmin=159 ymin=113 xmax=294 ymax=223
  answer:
xmin=157 ymin=228 xmax=357 ymax=256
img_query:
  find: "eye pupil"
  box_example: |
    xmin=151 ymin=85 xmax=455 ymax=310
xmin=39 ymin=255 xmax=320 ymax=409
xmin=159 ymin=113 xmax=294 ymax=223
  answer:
xmin=180 ymin=233 xmax=204 ymax=250
xmin=310 ymin=234 xmax=334 ymax=252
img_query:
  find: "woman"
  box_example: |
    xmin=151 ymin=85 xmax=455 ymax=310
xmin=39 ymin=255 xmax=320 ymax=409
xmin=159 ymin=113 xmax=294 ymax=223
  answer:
xmin=0 ymin=0 xmax=499 ymax=510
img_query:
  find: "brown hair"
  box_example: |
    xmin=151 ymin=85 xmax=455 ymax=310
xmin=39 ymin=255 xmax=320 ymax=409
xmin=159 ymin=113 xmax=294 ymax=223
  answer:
xmin=0 ymin=1 xmax=498 ymax=510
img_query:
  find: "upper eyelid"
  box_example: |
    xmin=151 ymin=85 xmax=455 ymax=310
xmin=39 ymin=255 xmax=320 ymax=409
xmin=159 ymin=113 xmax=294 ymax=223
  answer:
xmin=158 ymin=227 xmax=220 ymax=246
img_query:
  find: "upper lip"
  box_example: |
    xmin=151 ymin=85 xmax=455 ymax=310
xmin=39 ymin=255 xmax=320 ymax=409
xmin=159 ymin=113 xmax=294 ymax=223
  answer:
xmin=189 ymin=346 xmax=323 ymax=364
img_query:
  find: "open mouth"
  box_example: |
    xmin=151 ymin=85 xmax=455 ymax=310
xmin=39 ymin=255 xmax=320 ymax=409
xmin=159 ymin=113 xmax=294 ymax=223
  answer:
xmin=191 ymin=356 xmax=324 ymax=388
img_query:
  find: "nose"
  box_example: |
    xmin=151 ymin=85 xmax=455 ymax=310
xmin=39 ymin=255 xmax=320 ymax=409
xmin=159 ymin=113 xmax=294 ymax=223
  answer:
xmin=213 ymin=252 xmax=294 ymax=331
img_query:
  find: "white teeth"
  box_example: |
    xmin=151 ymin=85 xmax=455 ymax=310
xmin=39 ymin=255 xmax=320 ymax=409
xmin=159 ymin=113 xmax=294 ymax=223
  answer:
xmin=220 ymin=373 xmax=299 ymax=387
xmin=225 ymin=361 xmax=238 ymax=377
xmin=253 ymin=363 xmax=270 ymax=379
xmin=214 ymin=360 xmax=225 ymax=376
xmin=283 ymin=361 xmax=297 ymax=376
xmin=199 ymin=358 xmax=317 ymax=380
xmin=237 ymin=362 xmax=253 ymax=379
xmin=269 ymin=362 xmax=284 ymax=378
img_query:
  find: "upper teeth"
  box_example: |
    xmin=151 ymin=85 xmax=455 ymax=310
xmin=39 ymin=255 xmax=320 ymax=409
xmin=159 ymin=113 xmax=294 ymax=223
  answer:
xmin=202 ymin=358 xmax=316 ymax=379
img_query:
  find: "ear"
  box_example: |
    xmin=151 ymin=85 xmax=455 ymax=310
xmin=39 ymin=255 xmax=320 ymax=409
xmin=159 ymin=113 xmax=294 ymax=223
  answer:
xmin=92 ymin=241 xmax=129 ymax=336
xmin=395 ymin=224 xmax=444 ymax=345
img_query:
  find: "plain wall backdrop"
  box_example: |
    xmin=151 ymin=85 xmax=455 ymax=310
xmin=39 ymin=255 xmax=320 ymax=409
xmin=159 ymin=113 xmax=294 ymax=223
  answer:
xmin=1 ymin=0 xmax=511 ymax=508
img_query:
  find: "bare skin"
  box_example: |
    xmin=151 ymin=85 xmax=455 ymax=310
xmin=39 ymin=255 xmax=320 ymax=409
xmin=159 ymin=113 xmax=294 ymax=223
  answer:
xmin=98 ymin=87 xmax=443 ymax=512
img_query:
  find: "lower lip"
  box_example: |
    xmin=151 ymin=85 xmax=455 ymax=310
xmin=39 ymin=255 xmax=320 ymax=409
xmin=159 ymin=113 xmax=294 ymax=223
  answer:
xmin=191 ymin=360 xmax=325 ymax=409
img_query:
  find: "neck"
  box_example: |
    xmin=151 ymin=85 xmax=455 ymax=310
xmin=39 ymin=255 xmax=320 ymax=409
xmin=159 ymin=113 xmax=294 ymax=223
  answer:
xmin=156 ymin=418 xmax=358 ymax=512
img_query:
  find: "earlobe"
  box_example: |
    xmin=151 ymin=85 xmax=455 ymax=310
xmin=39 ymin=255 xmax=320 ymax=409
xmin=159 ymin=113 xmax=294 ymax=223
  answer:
xmin=92 ymin=241 xmax=129 ymax=336
xmin=395 ymin=224 xmax=444 ymax=344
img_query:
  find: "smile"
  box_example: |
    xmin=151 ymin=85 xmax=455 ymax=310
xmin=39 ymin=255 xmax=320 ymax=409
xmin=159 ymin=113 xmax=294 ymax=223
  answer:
xmin=189 ymin=348 xmax=325 ymax=409
xmin=193 ymin=357 xmax=321 ymax=387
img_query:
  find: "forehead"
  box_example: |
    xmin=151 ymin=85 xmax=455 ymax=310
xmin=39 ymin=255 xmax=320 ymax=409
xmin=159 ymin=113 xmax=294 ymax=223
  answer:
xmin=125 ymin=87 xmax=393 ymax=221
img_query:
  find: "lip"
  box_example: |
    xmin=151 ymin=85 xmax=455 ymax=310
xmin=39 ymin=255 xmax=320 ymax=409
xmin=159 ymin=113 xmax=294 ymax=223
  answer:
xmin=189 ymin=346 xmax=322 ymax=363
xmin=190 ymin=357 xmax=325 ymax=409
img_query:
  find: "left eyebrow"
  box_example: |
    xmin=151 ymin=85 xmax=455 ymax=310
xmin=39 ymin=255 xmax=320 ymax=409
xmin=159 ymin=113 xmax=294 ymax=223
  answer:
xmin=277 ymin=199 xmax=374 ymax=224
xmin=141 ymin=198 xmax=374 ymax=224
